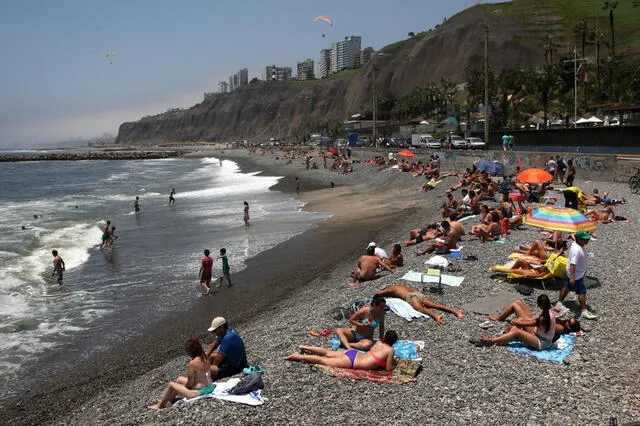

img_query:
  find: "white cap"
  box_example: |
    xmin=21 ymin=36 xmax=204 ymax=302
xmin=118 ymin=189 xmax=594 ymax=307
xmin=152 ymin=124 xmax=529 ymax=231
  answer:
xmin=207 ymin=317 xmax=226 ymax=332
xmin=367 ymin=242 xmax=377 ymax=249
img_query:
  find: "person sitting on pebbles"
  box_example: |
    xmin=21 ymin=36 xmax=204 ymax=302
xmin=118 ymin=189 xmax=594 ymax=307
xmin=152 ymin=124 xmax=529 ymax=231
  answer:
xmin=336 ymin=294 xmax=386 ymax=350
xmin=148 ymin=338 xmax=214 ymax=409
xmin=584 ymin=206 xmax=615 ymax=222
xmin=348 ymin=246 xmax=394 ymax=286
xmin=375 ymin=284 xmax=464 ymax=324
xmin=285 ymin=330 xmax=399 ymax=371
xmin=469 ymin=295 xmax=581 ymax=349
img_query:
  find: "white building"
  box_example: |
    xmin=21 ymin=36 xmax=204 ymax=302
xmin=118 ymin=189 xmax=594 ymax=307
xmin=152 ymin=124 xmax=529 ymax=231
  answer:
xmin=261 ymin=65 xmax=292 ymax=82
xmin=218 ymin=81 xmax=229 ymax=93
xmin=330 ymin=36 xmax=361 ymax=74
xmin=318 ymin=48 xmax=331 ymax=79
xmin=228 ymin=68 xmax=249 ymax=91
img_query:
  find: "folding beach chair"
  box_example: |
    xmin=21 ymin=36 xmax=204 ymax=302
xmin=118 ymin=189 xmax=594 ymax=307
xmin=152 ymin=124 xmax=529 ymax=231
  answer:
xmin=423 ymin=267 xmax=443 ymax=294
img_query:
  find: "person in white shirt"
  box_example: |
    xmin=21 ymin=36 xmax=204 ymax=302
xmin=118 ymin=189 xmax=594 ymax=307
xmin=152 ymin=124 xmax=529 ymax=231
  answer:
xmin=546 ymin=156 xmax=557 ymax=179
xmin=556 ymin=230 xmax=597 ymax=319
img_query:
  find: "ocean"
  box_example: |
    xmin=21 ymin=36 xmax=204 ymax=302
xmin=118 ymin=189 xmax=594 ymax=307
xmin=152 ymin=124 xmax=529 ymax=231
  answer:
xmin=0 ymin=156 xmax=328 ymax=398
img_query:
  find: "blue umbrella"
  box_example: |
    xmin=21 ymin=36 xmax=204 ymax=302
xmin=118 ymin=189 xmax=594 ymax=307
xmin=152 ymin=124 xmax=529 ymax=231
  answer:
xmin=474 ymin=160 xmax=504 ymax=175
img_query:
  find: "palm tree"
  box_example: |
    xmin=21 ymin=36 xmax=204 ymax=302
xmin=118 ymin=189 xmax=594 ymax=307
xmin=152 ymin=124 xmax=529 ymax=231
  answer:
xmin=574 ymin=20 xmax=590 ymax=59
xmin=544 ymin=34 xmax=557 ymax=64
xmin=602 ymin=1 xmax=618 ymax=59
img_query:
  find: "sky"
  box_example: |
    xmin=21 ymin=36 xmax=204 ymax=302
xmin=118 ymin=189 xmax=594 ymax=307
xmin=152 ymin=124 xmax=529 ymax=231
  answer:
xmin=0 ymin=0 xmax=503 ymax=147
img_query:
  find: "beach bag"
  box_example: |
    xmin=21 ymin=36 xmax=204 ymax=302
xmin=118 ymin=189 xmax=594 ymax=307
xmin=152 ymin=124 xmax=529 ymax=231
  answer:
xmin=228 ymin=372 xmax=264 ymax=395
xmin=545 ymin=253 xmax=568 ymax=279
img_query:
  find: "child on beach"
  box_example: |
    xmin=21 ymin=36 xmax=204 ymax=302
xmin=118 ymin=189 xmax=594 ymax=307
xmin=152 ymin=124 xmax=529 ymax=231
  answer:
xmin=216 ymin=248 xmax=232 ymax=288
xmin=199 ymin=249 xmax=213 ymax=295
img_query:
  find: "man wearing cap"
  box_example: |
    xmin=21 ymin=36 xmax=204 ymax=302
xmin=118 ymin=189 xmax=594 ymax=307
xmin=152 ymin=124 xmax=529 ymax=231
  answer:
xmin=556 ymin=231 xmax=597 ymax=320
xmin=205 ymin=317 xmax=248 ymax=379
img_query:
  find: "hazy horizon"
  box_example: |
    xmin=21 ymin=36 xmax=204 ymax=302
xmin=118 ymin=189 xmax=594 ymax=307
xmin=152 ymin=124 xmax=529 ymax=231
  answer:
xmin=0 ymin=0 xmax=504 ymax=148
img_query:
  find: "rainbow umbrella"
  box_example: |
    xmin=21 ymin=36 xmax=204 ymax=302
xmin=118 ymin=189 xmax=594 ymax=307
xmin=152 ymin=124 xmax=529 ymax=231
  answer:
xmin=523 ymin=206 xmax=596 ymax=233
xmin=517 ymin=168 xmax=554 ymax=184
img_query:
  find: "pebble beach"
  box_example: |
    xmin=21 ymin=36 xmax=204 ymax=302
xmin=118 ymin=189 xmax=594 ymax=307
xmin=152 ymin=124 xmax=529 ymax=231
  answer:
xmin=7 ymin=147 xmax=640 ymax=425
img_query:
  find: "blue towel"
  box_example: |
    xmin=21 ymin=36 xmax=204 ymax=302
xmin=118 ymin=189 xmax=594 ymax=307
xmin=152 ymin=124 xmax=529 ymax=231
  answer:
xmin=506 ymin=334 xmax=575 ymax=363
xmin=330 ymin=338 xmax=420 ymax=359
xmin=448 ymin=251 xmax=462 ymax=258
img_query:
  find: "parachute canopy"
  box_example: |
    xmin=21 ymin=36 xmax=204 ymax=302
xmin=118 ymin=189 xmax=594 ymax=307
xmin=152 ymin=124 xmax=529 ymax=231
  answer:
xmin=313 ymin=15 xmax=333 ymax=25
xmin=105 ymin=52 xmax=117 ymax=58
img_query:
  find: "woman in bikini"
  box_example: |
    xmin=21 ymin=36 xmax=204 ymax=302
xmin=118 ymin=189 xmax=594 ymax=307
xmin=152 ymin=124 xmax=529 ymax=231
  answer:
xmin=336 ymin=295 xmax=386 ymax=350
xmin=148 ymin=339 xmax=214 ymax=409
xmin=285 ymin=330 xmax=399 ymax=371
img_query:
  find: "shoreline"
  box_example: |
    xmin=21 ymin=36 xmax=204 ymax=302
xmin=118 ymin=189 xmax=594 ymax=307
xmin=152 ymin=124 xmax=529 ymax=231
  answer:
xmin=4 ymin=147 xmax=640 ymax=425
xmin=2 ymin=148 xmax=424 ymax=425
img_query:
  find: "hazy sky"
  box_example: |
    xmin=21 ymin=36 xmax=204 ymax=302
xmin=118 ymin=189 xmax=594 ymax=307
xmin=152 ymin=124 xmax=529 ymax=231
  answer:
xmin=0 ymin=0 xmax=501 ymax=147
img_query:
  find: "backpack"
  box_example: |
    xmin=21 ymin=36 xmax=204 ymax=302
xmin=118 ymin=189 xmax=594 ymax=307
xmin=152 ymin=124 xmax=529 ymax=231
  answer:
xmin=228 ymin=372 xmax=264 ymax=395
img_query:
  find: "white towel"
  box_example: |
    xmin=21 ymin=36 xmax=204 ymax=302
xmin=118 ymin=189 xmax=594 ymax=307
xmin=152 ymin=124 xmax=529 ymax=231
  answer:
xmin=401 ymin=270 xmax=464 ymax=287
xmin=384 ymin=297 xmax=430 ymax=321
xmin=174 ymin=377 xmax=264 ymax=407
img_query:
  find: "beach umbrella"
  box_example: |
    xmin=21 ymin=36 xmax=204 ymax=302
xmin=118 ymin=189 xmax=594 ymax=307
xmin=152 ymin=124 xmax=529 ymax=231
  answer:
xmin=397 ymin=150 xmax=416 ymax=158
xmin=523 ymin=206 xmax=596 ymax=233
xmin=327 ymin=148 xmax=339 ymax=155
xmin=474 ymin=160 xmax=504 ymax=175
xmin=517 ymin=168 xmax=554 ymax=184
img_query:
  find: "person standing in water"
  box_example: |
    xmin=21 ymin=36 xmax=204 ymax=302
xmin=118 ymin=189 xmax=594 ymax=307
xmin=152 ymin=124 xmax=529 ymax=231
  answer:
xmin=52 ymin=250 xmax=65 ymax=286
xmin=295 ymin=177 xmax=300 ymax=195
xmin=134 ymin=196 xmax=141 ymax=214
xmin=243 ymin=201 xmax=250 ymax=227
xmin=216 ymin=248 xmax=232 ymax=288
xmin=199 ymin=249 xmax=213 ymax=295
xmin=100 ymin=220 xmax=112 ymax=249
xmin=169 ymin=188 xmax=176 ymax=207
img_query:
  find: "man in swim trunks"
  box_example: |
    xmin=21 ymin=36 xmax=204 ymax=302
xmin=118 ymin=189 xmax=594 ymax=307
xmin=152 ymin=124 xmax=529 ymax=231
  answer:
xmin=348 ymin=246 xmax=394 ymax=286
xmin=416 ymin=221 xmax=459 ymax=255
xmin=376 ymin=284 xmax=464 ymax=324
xmin=51 ymin=250 xmax=65 ymax=285
xmin=585 ymin=206 xmax=615 ymax=222
xmin=199 ymin=249 xmax=213 ymax=295
xmin=169 ymin=188 xmax=176 ymax=207
xmin=134 ymin=196 xmax=141 ymax=214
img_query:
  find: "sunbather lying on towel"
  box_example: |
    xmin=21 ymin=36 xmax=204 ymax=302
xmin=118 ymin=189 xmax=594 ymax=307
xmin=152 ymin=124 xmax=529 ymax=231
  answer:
xmin=470 ymin=296 xmax=582 ymax=349
xmin=375 ymin=284 xmax=464 ymax=324
xmin=489 ymin=258 xmax=549 ymax=278
xmin=285 ymin=330 xmax=399 ymax=371
xmin=415 ymin=221 xmax=460 ymax=255
xmin=585 ymin=206 xmax=615 ymax=222
xmin=514 ymin=240 xmax=555 ymax=261
xmin=403 ymin=224 xmax=441 ymax=247
xmin=148 ymin=339 xmax=214 ymax=409
xmin=336 ymin=294 xmax=386 ymax=350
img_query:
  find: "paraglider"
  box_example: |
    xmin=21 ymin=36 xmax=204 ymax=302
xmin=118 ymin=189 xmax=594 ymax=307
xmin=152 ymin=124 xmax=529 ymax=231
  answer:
xmin=105 ymin=51 xmax=116 ymax=64
xmin=313 ymin=15 xmax=333 ymax=37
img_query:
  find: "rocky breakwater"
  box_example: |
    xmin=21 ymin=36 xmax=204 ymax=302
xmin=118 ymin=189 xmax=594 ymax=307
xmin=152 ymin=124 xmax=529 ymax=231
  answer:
xmin=0 ymin=150 xmax=184 ymax=162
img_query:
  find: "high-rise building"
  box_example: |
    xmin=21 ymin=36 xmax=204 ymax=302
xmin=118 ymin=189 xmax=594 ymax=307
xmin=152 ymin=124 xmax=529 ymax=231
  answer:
xmin=261 ymin=65 xmax=292 ymax=82
xmin=330 ymin=36 xmax=361 ymax=74
xmin=218 ymin=81 xmax=229 ymax=93
xmin=228 ymin=68 xmax=249 ymax=91
xmin=318 ymin=49 xmax=331 ymax=79
xmin=296 ymin=59 xmax=315 ymax=80
xmin=359 ymin=47 xmax=374 ymax=67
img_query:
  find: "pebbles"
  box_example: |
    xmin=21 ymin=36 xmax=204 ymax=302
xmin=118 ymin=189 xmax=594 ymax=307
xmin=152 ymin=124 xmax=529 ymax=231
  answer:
xmin=50 ymin=149 xmax=640 ymax=424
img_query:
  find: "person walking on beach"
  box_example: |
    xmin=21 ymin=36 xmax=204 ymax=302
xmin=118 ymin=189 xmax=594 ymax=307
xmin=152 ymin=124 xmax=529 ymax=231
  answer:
xmin=243 ymin=201 xmax=250 ymax=227
xmin=169 ymin=188 xmax=176 ymax=207
xmin=502 ymin=134 xmax=509 ymax=151
xmin=100 ymin=220 xmax=111 ymax=249
xmin=108 ymin=226 xmax=117 ymax=248
xmin=295 ymin=177 xmax=300 ymax=195
xmin=134 ymin=196 xmax=141 ymax=214
xmin=51 ymin=250 xmax=65 ymax=285
xmin=216 ymin=248 xmax=232 ymax=287
xmin=556 ymin=230 xmax=597 ymax=320
xmin=199 ymin=249 xmax=213 ymax=295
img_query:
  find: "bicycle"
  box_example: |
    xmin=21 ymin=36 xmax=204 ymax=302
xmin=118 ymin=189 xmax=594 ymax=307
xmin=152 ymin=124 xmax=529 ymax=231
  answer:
xmin=629 ymin=167 xmax=640 ymax=194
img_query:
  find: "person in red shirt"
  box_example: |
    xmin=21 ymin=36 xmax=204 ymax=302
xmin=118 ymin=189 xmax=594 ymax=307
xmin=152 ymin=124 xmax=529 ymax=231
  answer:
xmin=199 ymin=249 xmax=213 ymax=295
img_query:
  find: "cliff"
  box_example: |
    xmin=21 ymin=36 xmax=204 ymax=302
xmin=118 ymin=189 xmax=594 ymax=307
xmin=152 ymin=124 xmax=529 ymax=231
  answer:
xmin=116 ymin=0 xmax=640 ymax=145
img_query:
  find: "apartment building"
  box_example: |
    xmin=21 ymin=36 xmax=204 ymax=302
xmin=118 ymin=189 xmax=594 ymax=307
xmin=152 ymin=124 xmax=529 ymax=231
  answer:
xmin=261 ymin=65 xmax=292 ymax=82
xmin=296 ymin=59 xmax=315 ymax=80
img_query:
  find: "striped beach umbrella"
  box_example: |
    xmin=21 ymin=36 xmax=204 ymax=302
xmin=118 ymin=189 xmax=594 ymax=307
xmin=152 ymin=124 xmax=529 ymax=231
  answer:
xmin=523 ymin=206 xmax=596 ymax=233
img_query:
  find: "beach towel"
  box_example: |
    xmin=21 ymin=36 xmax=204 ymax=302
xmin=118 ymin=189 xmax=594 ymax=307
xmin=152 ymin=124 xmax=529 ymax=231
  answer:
xmin=507 ymin=334 xmax=576 ymax=363
xmin=384 ymin=297 xmax=430 ymax=321
xmin=173 ymin=377 xmax=265 ymax=406
xmin=401 ymin=270 xmax=464 ymax=287
xmin=311 ymin=358 xmax=420 ymax=384
xmin=330 ymin=338 xmax=424 ymax=360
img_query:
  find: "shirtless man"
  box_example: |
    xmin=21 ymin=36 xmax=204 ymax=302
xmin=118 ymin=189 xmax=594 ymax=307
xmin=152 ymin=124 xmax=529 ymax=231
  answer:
xmin=169 ymin=188 xmax=176 ymax=207
xmin=376 ymin=284 xmax=464 ymax=324
xmin=403 ymin=223 xmax=441 ymax=247
xmin=585 ymin=206 xmax=615 ymax=222
xmin=100 ymin=221 xmax=111 ymax=249
xmin=349 ymin=246 xmax=394 ymax=286
xmin=52 ymin=250 xmax=65 ymax=285
xmin=383 ymin=244 xmax=404 ymax=268
xmin=416 ymin=221 xmax=459 ymax=256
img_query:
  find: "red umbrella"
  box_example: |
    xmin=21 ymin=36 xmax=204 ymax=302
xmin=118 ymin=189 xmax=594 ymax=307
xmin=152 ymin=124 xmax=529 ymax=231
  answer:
xmin=517 ymin=168 xmax=554 ymax=184
xmin=327 ymin=148 xmax=339 ymax=155
xmin=397 ymin=150 xmax=416 ymax=158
